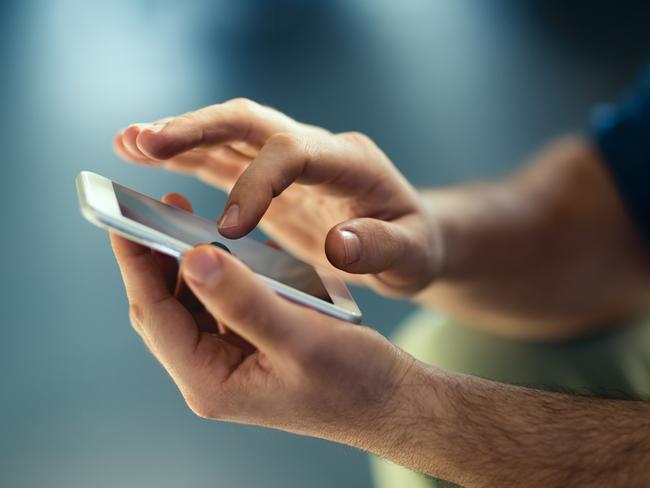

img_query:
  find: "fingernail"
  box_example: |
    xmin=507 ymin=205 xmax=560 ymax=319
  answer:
xmin=184 ymin=247 xmax=223 ymax=286
xmin=218 ymin=204 xmax=240 ymax=230
xmin=340 ymin=230 xmax=361 ymax=264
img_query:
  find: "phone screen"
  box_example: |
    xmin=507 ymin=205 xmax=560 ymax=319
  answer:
xmin=113 ymin=183 xmax=333 ymax=303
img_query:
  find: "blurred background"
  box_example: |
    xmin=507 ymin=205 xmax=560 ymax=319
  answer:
xmin=1 ymin=0 xmax=650 ymax=487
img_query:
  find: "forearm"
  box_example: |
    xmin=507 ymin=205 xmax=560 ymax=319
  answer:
xmin=416 ymin=136 xmax=650 ymax=338
xmin=363 ymin=360 xmax=650 ymax=487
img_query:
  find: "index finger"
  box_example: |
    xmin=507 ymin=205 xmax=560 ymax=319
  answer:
xmin=134 ymin=98 xmax=299 ymax=161
xmin=110 ymin=233 xmax=200 ymax=370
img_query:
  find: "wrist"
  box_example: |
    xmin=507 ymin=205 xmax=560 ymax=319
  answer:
xmin=361 ymin=354 xmax=457 ymax=479
xmin=410 ymin=190 xmax=451 ymax=297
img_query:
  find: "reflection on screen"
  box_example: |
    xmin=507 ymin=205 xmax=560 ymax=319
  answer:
xmin=113 ymin=183 xmax=332 ymax=303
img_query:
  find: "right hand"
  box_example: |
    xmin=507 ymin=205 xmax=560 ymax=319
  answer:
xmin=110 ymin=201 xmax=417 ymax=447
xmin=113 ymin=98 xmax=443 ymax=297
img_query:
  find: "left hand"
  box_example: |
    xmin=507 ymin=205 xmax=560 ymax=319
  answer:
xmin=112 ymin=99 xmax=442 ymax=297
xmin=110 ymin=192 xmax=414 ymax=441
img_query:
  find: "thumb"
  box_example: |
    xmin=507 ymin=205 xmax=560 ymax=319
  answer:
xmin=181 ymin=244 xmax=301 ymax=351
xmin=325 ymin=217 xmax=437 ymax=292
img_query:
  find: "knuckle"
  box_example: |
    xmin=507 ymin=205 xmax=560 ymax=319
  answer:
xmin=128 ymin=303 xmax=144 ymax=333
xmin=175 ymin=111 xmax=194 ymax=122
xmin=184 ymin=394 xmax=219 ymax=420
xmin=181 ymin=378 xmax=232 ymax=420
xmin=172 ymin=112 xmax=197 ymax=127
xmin=267 ymin=132 xmax=303 ymax=154
xmin=225 ymin=97 xmax=258 ymax=112
xmin=340 ymin=130 xmax=373 ymax=147
xmin=376 ymin=221 xmax=402 ymax=247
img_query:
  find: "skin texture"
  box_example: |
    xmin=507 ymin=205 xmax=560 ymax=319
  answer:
xmin=114 ymin=100 xmax=650 ymax=338
xmin=386 ymin=366 xmax=650 ymax=487
xmin=417 ymin=138 xmax=650 ymax=339
xmin=110 ymin=99 xmax=650 ymax=485
xmin=110 ymin=227 xmax=413 ymax=443
xmin=114 ymin=99 xmax=440 ymax=297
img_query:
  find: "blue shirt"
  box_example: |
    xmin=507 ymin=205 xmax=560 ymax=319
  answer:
xmin=593 ymin=66 xmax=650 ymax=244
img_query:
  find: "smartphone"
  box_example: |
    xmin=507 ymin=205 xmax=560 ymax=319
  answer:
xmin=76 ymin=171 xmax=362 ymax=323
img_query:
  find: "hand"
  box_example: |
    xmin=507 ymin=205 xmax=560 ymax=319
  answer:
xmin=113 ymin=99 xmax=442 ymax=296
xmin=110 ymin=192 xmax=414 ymax=441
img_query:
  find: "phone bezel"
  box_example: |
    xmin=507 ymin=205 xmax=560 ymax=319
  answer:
xmin=77 ymin=171 xmax=362 ymax=323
